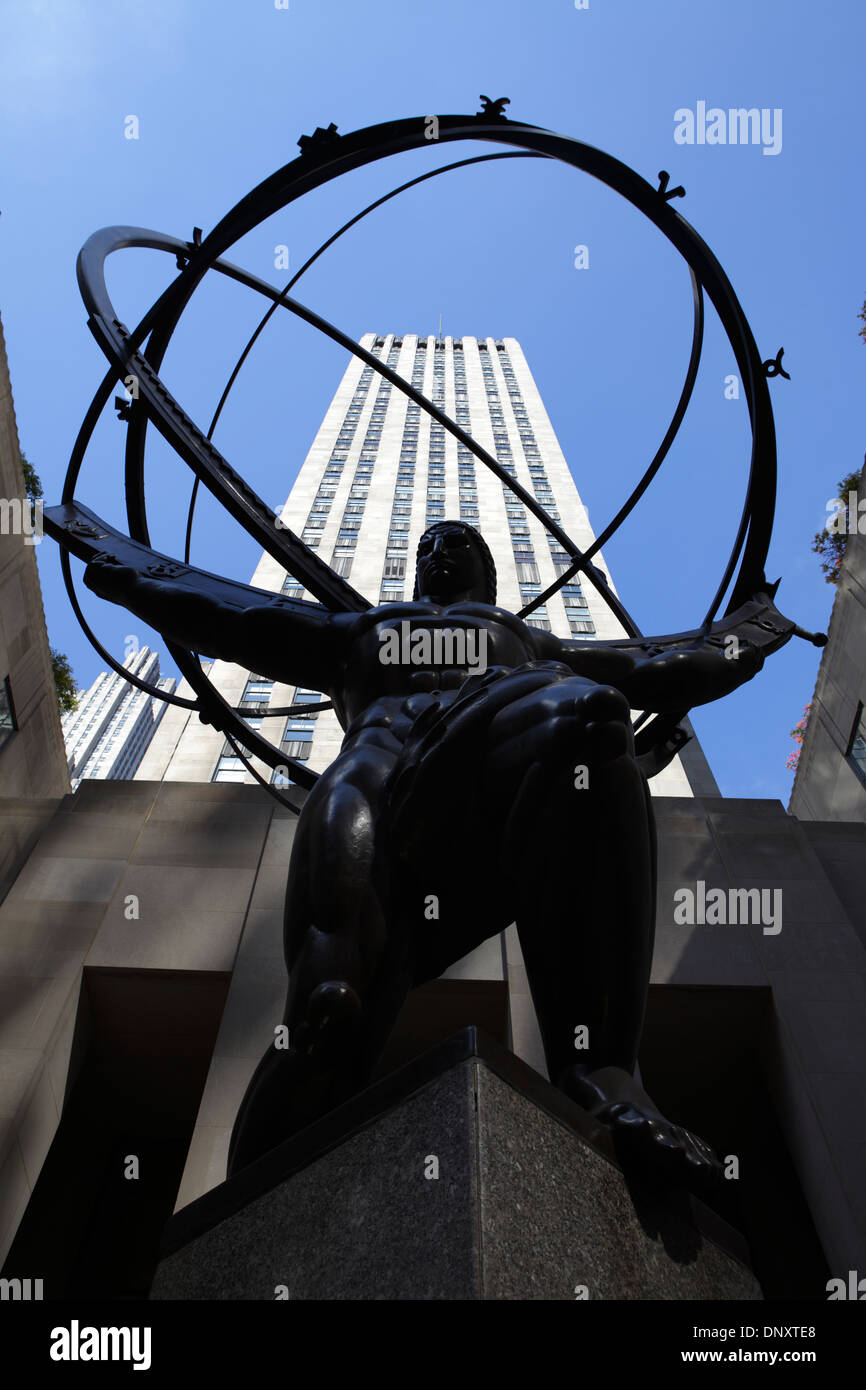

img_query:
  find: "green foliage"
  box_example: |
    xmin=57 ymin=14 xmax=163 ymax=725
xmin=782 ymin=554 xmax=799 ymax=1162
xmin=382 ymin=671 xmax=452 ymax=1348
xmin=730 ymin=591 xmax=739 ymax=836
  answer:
xmin=51 ymin=648 xmax=78 ymax=715
xmin=20 ymin=453 xmax=43 ymax=502
xmin=812 ymin=464 xmax=864 ymax=584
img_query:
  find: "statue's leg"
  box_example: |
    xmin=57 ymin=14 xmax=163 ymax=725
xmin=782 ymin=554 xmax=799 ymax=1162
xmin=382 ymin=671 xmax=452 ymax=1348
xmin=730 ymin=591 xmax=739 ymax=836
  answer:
xmin=227 ymin=747 xmax=412 ymax=1175
xmin=485 ymin=677 xmax=721 ymax=1187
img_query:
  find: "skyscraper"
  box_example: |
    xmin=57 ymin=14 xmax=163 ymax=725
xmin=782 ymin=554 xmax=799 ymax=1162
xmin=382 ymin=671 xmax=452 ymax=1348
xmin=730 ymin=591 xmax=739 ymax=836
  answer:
xmin=62 ymin=645 xmax=176 ymax=789
xmin=138 ymin=334 xmax=716 ymax=796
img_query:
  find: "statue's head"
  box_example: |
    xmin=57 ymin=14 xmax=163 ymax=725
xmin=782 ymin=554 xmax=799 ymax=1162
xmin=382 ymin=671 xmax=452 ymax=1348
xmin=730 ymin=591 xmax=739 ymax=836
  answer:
xmin=413 ymin=520 xmax=497 ymax=604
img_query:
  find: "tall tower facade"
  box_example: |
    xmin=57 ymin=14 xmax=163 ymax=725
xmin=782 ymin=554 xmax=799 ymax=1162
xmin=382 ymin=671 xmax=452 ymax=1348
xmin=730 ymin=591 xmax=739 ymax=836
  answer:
xmin=63 ymin=646 xmax=176 ymax=790
xmin=138 ymin=334 xmax=715 ymax=796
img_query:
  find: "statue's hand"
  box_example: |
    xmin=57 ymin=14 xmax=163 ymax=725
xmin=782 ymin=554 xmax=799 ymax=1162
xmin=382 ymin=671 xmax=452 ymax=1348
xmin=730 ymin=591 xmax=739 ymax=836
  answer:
xmin=702 ymin=633 xmax=764 ymax=688
xmin=626 ymin=633 xmax=765 ymax=712
xmin=84 ymin=554 xmax=140 ymax=601
xmin=733 ymin=635 xmax=764 ymax=676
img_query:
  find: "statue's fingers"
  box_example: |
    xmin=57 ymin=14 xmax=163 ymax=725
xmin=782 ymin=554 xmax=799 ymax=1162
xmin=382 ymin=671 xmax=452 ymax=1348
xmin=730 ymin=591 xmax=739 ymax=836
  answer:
xmin=84 ymin=561 xmax=138 ymax=597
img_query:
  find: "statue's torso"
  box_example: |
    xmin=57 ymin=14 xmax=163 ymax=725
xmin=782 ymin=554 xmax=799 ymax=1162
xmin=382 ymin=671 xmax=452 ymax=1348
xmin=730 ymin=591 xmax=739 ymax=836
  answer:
xmin=333 ymin=600 xmax=544 ymax=749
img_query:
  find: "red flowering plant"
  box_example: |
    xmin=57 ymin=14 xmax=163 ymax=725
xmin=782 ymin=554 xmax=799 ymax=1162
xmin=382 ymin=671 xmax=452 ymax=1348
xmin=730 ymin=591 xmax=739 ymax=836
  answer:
xmin=786 ymin=704 xmax=812 ymax=772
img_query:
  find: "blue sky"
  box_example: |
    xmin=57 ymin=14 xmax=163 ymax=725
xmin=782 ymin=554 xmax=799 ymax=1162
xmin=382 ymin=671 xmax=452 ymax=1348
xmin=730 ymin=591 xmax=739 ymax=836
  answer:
xmin=1 ymin=0 xmax=863 ymax=800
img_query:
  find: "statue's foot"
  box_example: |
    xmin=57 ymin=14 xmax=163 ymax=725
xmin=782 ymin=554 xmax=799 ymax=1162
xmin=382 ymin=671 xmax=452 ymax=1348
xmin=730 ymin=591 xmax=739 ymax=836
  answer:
xmin=227 ymin=1043 xmax=353 ymax=1176
xmin=558 ymin=1064 xmax=723 ymax=1192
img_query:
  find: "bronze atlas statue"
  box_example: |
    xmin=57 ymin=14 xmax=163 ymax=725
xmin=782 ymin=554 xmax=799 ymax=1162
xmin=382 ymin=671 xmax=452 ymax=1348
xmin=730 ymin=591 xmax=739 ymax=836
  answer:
xmin=44 ymin=101 xmax=825 ymax=1191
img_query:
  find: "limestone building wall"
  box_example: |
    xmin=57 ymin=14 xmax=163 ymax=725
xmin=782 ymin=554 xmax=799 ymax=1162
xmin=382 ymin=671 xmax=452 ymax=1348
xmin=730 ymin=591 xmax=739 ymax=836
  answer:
xmin=789 ymin=457 xmax=866 ymax=822
xmin=0 ymin=311 xmax=69 ymax=803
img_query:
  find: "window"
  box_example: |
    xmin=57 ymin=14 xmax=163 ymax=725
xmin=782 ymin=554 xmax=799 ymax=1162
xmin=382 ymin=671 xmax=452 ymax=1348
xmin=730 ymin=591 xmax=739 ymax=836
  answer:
xmin=242 ymin=675 xmax=273 ymax=701
xmin=289 ymin=704 xmax=320 ymax=725
xmin=282 ymin=720 xmax=314 ymax=740
xmin=846 ymin=703 xmax=866 ymax=789
xmin=0 ymin=677 xmax=17 ymax=753
xmin=331 ymin=553 xmax=354 ymax=577
xmin=516 ymin=562 xmax=539 ymax=583
xmin=282 ymin=713 xmax=314 ymax=756
xmin=383 ymin=556 xmax=405 ymax=579
xmin=272 ymin=766 xmax=305 ymax=788
xmin=569 ymin=619 xmax=596 ymax=635
xmin=212 ymin=754 xmax=246 ymax=783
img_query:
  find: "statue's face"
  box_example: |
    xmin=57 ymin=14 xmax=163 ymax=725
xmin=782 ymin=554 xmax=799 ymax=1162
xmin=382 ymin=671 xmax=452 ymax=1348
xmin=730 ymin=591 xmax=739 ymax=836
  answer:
xmin=415 ymin=525 xmax=489 ymax=602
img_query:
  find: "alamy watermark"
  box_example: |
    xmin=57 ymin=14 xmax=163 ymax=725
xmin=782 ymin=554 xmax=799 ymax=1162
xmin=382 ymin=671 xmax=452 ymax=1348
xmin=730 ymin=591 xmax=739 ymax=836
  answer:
xmin=378 ymin=621 xmax=488 ymax=674
xmin=0 ymin=496 xmax=42 ymax=544
xmin=674 ymin=103 xmax=782 ymax=156
xmin=827 ymin=1270 xmax=866 ymax=1299
xmin=49 ymin=1321 xmax=151 ymax=1370
xmin=673 ymin=880 xmax=782 ymax=935
xmin=1 ymin=1276 xmax=43 ymax=1300
xmin=825 ymin=490 xmax=866 ymax=535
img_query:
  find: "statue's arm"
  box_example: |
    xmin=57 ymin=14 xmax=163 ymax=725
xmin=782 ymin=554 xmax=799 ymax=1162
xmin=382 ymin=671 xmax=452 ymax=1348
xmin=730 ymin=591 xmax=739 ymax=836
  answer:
xmin=537 ymin=629 xmax=764 ymax=713
xmin=84 ymin=557 xmax=348 ymax=692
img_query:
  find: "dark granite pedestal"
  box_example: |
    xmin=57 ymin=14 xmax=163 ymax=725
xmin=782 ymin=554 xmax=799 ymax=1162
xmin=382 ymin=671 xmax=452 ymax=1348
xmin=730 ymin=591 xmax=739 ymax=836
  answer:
xmin=151 ymin=1029 xmax=761 ymax=1300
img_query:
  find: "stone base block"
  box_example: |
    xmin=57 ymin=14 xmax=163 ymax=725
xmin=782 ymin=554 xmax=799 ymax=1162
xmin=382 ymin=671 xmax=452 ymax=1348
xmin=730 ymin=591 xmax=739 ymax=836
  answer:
xmin=151 ymin=1029 xmax=761 ymax=1301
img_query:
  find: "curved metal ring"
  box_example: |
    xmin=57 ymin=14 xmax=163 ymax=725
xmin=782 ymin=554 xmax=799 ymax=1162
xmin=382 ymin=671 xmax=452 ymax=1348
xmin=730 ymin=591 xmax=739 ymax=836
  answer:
xmin=64 ymin=112 xmax=779 ymax=810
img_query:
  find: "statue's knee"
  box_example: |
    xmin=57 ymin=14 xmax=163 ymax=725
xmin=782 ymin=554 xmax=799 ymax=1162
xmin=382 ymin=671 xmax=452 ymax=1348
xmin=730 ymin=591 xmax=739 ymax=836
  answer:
xmin=585 ymin=683 xmax=631 ymax=724
xmin=293 ymin=980 xmax=363 ymax=1056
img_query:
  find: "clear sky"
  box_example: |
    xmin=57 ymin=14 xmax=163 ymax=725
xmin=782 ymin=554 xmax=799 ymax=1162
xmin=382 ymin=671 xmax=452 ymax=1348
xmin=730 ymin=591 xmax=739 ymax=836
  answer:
xmin=1 ymin=0 xmax=863 ymax=801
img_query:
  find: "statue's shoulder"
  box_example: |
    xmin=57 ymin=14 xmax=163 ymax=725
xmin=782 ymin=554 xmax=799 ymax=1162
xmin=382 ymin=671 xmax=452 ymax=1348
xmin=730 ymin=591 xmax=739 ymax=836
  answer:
xmin=447 ymin=600 xmax=527 ymax=632
xmin=345 ymin=600 xmax=441 ymax=635
xmin=445 ymin=600 xmax=509 ymax=619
